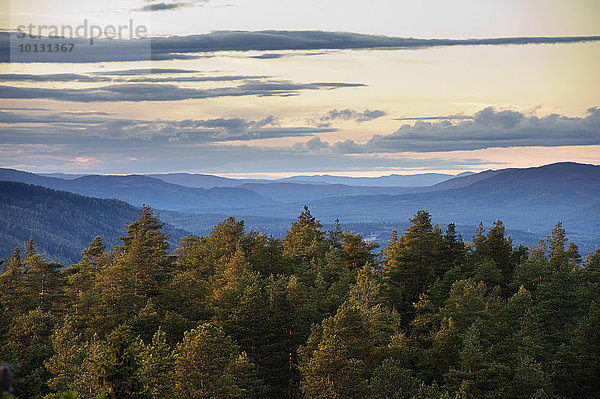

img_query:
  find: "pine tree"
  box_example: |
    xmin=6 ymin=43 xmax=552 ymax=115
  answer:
xmin=20 ymin=239 xmax=61 ymax=312
xmin=159 ymin=268 xmax=211 ymax=332
xmin=474 ymin=259 xmax=502 ymax=288
xmin=300 ymin=333 xmax=368 ymax=399
xmin=576 ymin=248 xmax=600 ymax=311
xmin=436 ymin=223 xmax=465 ymax=277
xmin=206 ymin=217 xmax=246 ymax=265
xmin=444 ymin=321 xmax=508 ymax=398
xmin=5 ymin=308 xmax=56 ymax=398
xmin=139 ymin=328 xmax=175 ymax=399
xmin=0 ymin=247 xmax=22 ymax=312
xmin=547 ymin=222 xmax=568 ymax=269
xmin=130 ymin=299 xmax=161 ymax=343
xmin=340 ymin=231 xmax=378 ymax=271
xmin=60 ymin=238 xmax=105 ymax=326
xmin=348 ymin=267 xmax=382 ymax=314
xmin=117 ymin=206 xmax=173 ymax=298
xmin=244 ymin=232 xmax=286 ymax=277
xmin=536 ymin=256 xmax=578 ymax=346
xmin=484 ymin=221 xmax=515 ymax=289
xmin=370 ymin=357 xmax=425 ymax=399
xmin=285 ymin=275 xmax=314 ymax=395
xmin=383 ymin=211 xmax=441 ymax=318
xmin=91 ymin=207 xmax=173 ymax=335
xmin=173 ymin=323 xmax=257 ymax=399
xmin=45 ymin=317 xmax=87 ymax=395
xmin=298 ymin=304 xmax=384 ymax=398
xmin=175 ymin=234 xmax=215 ymax=277
xmin=94 ymin=325 xmax=149 ymax=399
xmin=263 ymin=275 xmax=297 ymax=397
xmin=327 ymin=218 xmax=344 ymax=249
xmin=82 ymin=236 xmax=107 ymax=269
xmin=283 ymin=206 xmax=328 ymax=266
xmin=566 ymin=242 xmax=582 ymax=268
xmin=554 ymin=301 xmax=600 ymax=398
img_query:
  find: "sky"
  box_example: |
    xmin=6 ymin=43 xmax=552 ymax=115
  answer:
xmin=0 ymin=0 xmax=599 ymax=177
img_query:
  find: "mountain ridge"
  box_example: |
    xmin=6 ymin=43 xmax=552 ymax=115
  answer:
xmin=30 ymin=170 xmax=475 ymax=188
xmin=1 ymin=162 xmax=598 ymax=256
xmin=0 ymin=169 xmax=276 ymax=212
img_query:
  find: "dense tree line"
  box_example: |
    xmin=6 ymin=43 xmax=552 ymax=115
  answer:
xmin=1 ymin=206 xmax=599 ymax=398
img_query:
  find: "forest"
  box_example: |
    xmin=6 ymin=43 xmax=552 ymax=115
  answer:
xmin=0 ymin=206 xmax=599 ymax=399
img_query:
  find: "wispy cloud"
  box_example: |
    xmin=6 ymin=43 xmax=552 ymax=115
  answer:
xmin=0 ymin=72 xmax=268 ymax=83
xmin=92 ymin=69 xmax=200 ymax=75
xmin=306 ymin=109 xmax=387 ymax=128
xmin=0 ymin=110 xmax=108 ymax=124
xmin=132 ymin=0 xmax=209 ymax=12
xmin=0 ymin=80 xmax=365 ymax=102
xmin=320 ymin=109 xmax=386 ymax=123
xmin=0 ymin=110 xmax=335 ymax=144
xmin=0 ymin=73 xmax=112 ymax=83
xmin=248 ymin=51 xmax=333 ymax=60
xmin=393 ymin=114 xmax=473 ymax=121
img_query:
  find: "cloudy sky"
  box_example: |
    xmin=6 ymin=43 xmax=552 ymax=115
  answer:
xmin=0 ymin=0 xmax=599 ymax=177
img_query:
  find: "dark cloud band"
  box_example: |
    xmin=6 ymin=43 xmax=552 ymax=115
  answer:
xmin=150 ymin=31 xmax=600 ymax=55
xmin=0 ymin=72 xmax=268 ymax=83
xmin=2 ymin=31 xmax=599 ymax=63
xmin=327 ymin=107 xmax=600 ymax=153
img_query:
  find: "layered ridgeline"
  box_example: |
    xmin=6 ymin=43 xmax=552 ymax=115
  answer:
xmin=40 ymin=171 xmax=468 ymax=188
xmin=0 ymin=169 xmax=275 ymax=212
xmin=261 ymin=162 xmax=600 ymax=250
xmin=1 ymin=162 xmax=599 ymax=258
xmin=157 ymin=163 xmax=600 ymax=253
xmin=0 ymin=207 xmax=598 ymax=398
xmin=0 ymin=181 xmax=186 ymax=264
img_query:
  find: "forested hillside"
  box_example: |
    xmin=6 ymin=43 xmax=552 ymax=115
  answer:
xmin=0 ymin=181 xmax=186 ymax=264
xmin=1 ymin=207 xmax=598 ymax=398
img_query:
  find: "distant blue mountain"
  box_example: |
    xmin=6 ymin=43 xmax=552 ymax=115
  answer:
xmin=225 ymin=163 xmax=600 ymax=253
xmin=36 ymin=170 xmax=468 ymax=188
xmin=418 ymin=169 xmax=514 ymax=192
xmin=145 ymin=172 xmax=256 ymax=188
xmin=38 ymin=172 xmax=89 ymax=180
xmin=1 ymin=162 xmax=598 ymax=257
xmin=152 ymin=162 xmax=600 ymax=254
xmin=236 ymin=182 xmax=418 ymax=202
xmin=0 ymin=169 xmax=275 ymax=212
xmin=271 ymin=172 xmax=472 ymax=187
xmin=0 ymin=168 xmax=478 ymax=206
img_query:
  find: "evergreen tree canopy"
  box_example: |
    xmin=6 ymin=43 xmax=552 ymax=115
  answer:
xmin=0 ymin=207 xmax=597 ymax=399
